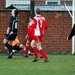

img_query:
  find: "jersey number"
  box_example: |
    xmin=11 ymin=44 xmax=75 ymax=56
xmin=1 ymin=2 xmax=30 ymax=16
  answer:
xmin=40 ymin=20 xmax=42 ymax=28
xmin=15 ymin=22 xmax=18 ymax=29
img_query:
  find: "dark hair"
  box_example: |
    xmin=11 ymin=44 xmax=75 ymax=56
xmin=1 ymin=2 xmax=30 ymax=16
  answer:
xmin=14 ymin=9 xmax=18 ymax=16
xmin=35 ymin=8 xmax=41 ymax=14
xmin=29 ymin=15 xmax=34 ymax=19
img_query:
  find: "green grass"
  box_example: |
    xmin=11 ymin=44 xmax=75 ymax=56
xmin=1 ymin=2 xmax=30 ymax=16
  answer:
xmin=0 ymin=54 xmax=75 ymax=75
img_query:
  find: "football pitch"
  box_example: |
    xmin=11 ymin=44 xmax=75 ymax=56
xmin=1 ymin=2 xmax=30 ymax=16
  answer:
xmin=0 ymin=54 xmax=75 ymax=75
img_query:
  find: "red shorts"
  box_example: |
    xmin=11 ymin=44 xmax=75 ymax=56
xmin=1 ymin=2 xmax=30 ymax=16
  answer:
xmin=33 ymin=36 xmax=42 ymax=42
xmin=28 ymin=35 xmax=33 ymax=42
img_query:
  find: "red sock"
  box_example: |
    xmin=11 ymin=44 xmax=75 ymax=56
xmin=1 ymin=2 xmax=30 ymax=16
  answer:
xmin=32 ymin=47 xmax=38 ymax=59
xmin=25 ymin=46 xmax=29 ymax=56
xmin=39 ymin=49 xmax=48 ymax=60
xmin=39 ymin=51 xmax=42 ymax=57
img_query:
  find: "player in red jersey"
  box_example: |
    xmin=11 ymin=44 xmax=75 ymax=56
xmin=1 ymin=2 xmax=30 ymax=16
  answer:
xmin=24 ymin=15 xmax=43 ymax=58
xmin=31 ymin=8 xmax=49 ymax=62
xmin=24 ymin=15 xmax=34 ymax=57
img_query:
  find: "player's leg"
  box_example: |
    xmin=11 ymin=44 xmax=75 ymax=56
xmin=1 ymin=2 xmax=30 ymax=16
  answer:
xmin=19 ymin=44 xmax=24 ymax=49
xmin=24 ymin=40 xmax=30 ymax=57
xmin=10 ymin=44 xmax=23 ymax=56
xmin=36 ymin=42 xmax=49 ymax=62
xmin=36 ymin=36 xmax=49 ymax=62
xmin=3 ymin=38 xmax=12 ymax=58
xmin=5 ymin=34 xmax=17 ymax=58
xmin=30 ymin=40 xmax=38 ymax=62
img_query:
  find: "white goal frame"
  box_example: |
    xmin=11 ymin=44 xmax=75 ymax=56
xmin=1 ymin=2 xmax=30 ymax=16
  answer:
xmin=65 ymin=0 xmax=75 ymax=54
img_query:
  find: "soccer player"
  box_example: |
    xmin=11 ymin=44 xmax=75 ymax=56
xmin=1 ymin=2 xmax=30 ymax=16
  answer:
xmin=24 ymin=15 xmax=34 ymax=57
xmin=9 ymin=36 xmax=24 ymax=57
xmin=3 ymin=9 xmax=18 ymax=58
xmin=24 ymin=15 xmax=42 ymax=58
xmin=67 ymin=22 xmax=75 ymax=40
xmin=30 ymin=8 xmax=49 ymax=62
xmin=5 ymin=36 xmax=32 ymax=57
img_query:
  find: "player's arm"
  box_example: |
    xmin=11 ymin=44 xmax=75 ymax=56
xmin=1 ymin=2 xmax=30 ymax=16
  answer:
xmin=31 ymin=19 xmax=36 ymax=28
xmin=5 ymin=16 xmax=14 ymax=36
xmin=25 ymin=24 xmax=30 ymax=39
xmin=68 ymin=23 xmax=75 ymax=40
xmin=6 ymin=27 xmax=10 ymax=34
xmin=6 ymin=17 xmax=13 ymax=35
xmin=25 ymin=34 xmax=29 ymax=39
xmin=44 ymin=19 xmax=48 ymax=29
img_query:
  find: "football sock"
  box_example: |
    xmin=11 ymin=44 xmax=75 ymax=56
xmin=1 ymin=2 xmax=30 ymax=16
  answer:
xmin=32 ymin=47 xmax=38 ymax=59
xmin=39 ymin=49 xmax=48 ymax=60
xmin=5 ymin=43 xmax=12 ymax=54
xmin=25 ymin=46 xmax=29 ymax=56
xmin=39 ymin=51 xmax=43 ymax=57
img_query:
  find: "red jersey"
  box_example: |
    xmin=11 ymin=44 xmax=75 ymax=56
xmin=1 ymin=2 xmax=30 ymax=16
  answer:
xmin=27 ymin=20 xmax=34 ymax=37
xmin=32 ymin=15 xmax=48 ymax=36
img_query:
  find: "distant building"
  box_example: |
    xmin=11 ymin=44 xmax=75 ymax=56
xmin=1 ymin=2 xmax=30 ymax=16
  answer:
xmin=0 ymin=0 xmax=70 ymax=11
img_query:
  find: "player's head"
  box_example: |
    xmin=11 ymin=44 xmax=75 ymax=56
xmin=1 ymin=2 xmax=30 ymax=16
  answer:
xmin=29 ymin=15 xmax=33 ymax=21
xmin=11 ymin=9 xmax=18 ymax=16
xmin=14 ymin=9 xmax=18 ymax=16
xmin=35 ymin=8 xmax=41 ymax=15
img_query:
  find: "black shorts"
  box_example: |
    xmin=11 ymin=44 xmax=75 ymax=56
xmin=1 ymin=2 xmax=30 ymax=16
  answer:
xmin=12 ymin=44 xmax=22 ymax=51
xmin=5 ymin=33 xmax=17 ymax=40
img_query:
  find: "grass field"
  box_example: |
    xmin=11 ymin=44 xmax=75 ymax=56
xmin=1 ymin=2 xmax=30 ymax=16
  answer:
xmin=0 ymin=54 xmax=75 ymax=75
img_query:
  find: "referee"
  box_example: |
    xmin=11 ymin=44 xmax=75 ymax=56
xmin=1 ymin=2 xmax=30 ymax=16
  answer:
xmin=3 ymin=9 xmax=18 ymax=58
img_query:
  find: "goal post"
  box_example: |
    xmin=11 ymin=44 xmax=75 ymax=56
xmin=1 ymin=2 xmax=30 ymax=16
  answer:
xmin=65 ymin=0 xmax=75 ymax=54
xmin=72 ymin=0 xmax=75 ymax=54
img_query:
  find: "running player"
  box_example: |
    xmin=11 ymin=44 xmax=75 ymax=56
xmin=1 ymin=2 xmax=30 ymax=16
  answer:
xmin=3 ymin=9 xmax=18 ymax=58
xmin=5 ymin=36 xmax=33 ymax=58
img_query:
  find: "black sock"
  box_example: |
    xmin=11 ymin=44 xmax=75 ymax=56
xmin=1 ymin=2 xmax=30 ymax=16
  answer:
xmin=5 ymin=43 xmax=12 ymax=53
